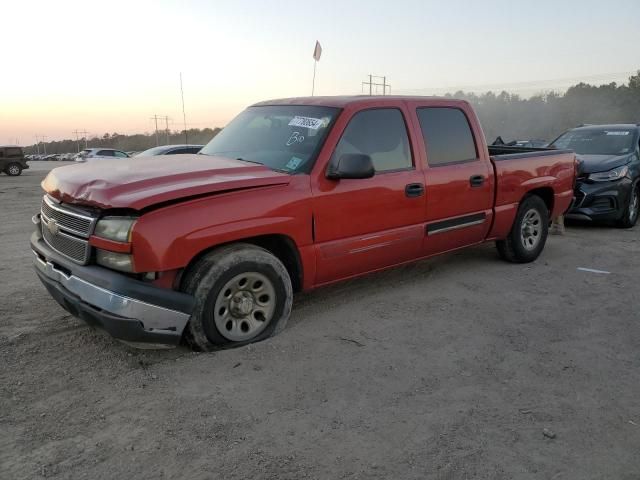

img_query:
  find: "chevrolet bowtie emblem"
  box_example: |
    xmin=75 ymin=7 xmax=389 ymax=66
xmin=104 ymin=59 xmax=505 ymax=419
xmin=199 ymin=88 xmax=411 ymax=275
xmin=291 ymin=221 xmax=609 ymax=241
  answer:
xmin=47 ymin=218 xmax=60 ymax=236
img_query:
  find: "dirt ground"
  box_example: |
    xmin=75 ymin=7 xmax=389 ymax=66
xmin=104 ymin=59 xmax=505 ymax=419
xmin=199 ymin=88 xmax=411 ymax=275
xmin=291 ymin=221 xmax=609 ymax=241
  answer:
xmin=2 ymin=161 xmax=639 ymax=479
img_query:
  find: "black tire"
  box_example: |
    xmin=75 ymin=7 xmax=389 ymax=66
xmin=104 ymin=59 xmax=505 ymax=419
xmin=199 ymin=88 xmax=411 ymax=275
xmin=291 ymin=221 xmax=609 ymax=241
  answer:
xmin=181 ymin=243 xmax=293 ymax=351
xmin=496 ymin=195 xmax=549 ymax=263
xmin=616 ymin=182 xmax=639 ymax=229
xmin=5 ymin=163 xmax=22 ymax=176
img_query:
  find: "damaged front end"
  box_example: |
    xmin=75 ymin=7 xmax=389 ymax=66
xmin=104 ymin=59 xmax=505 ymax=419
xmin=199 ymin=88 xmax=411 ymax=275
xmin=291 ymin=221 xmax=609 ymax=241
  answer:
xmin=31 ymin=197 xmax=194 ymax=347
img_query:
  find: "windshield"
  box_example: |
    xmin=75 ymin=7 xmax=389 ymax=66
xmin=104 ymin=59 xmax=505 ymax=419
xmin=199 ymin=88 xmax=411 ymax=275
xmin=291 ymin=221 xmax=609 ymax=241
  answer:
xmin=199 ymin=105 xmax=339 ymax=173
xmin=550 ymin=129 xmax=636 ymax=155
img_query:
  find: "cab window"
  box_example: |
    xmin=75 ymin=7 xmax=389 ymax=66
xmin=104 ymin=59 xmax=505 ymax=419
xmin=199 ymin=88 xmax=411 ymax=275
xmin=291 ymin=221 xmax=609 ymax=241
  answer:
xmin=417 ymin=107 xmax=478 ymax=166
xmin=332 ymin=109 xmax=412 ymax=172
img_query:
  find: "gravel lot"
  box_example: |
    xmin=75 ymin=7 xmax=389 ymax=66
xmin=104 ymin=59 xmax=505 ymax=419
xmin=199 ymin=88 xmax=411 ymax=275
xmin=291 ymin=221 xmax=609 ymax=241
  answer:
xmin=2 ymin=161 xmax=640 ymax=479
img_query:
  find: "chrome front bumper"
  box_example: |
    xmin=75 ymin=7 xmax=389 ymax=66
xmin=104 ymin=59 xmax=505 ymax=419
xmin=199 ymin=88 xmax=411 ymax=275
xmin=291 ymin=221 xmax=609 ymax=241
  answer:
xmin=31 ymin=230 xmax=194 ymax=347
xmin=34 ymin=253 xmax=191 ymax=333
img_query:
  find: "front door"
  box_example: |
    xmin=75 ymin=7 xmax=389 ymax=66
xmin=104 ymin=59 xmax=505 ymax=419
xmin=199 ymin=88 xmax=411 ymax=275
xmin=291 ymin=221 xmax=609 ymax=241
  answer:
xmin=312 ymin=107 xmax=426 ymax=285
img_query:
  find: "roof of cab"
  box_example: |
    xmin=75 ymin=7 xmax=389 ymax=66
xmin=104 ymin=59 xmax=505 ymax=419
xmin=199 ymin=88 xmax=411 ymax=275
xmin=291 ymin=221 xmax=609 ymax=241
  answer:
xmin=252 ymin=95 xmax=460 ymax=108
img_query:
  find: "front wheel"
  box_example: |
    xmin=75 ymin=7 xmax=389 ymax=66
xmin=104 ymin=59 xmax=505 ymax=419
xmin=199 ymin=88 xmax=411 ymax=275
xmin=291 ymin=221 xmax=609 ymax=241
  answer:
xmin=496 ymin=195 xmax=549 ymax=263
xmin=616 ymin=183 xmax=639 ymax=228
xmin=5 ymin=163 xmax=22 ymax=176
xmin=181 ymin=243 xmax=293 ymax=351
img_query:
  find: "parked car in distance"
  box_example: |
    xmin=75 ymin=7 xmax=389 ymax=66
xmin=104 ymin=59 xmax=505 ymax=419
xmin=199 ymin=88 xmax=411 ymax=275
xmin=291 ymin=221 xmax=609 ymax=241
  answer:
xmin=74 ymin=148 xmax=130 ymax=162
xmin=0 ymin=145 xmax=29 ymax=176
xmin=514 ymin=139 xmax=548 ymax=148
xmin=492 ymin=137 xmax=548 ymax=149
xmin=137 ymin=144 xmax=204 ymax=157
xmin=32 ymin=96 xmax=576 ymax=350
xmin=549 ymin=124 xmax=640 ymax=227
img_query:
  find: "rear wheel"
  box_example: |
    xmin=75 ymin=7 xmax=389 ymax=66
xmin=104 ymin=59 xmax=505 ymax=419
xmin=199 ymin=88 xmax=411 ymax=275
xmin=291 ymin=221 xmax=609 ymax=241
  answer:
xmin=616 ymin=183 xmax=639 ymax=228
xmin=181 ymin=243 xmax=293 ymax=351
xmin=496 ymin=195 xmax=549 ymax=263
xmin=5 ymin=163 xmax=22 ymax=176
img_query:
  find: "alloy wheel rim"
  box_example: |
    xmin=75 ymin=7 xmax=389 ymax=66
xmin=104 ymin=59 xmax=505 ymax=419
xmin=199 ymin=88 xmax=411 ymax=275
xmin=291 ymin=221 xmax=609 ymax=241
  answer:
xmin=520 ymin=209 xmax=542 ymax=251
xmin=8 ymin=165 xmax=19 ymax=175
xmin=213 ymin=272 xmax=276 ymax=342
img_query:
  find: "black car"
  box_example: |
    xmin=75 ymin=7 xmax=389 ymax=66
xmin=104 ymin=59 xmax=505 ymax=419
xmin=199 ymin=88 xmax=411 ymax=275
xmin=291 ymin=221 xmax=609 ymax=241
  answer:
xmin=136 ymin=144 xmax=203 ymax=157
xmin=0 ymin=145 xmax=30 ymax=176
xmin=549 ymin=124 xmax=640 ymax=228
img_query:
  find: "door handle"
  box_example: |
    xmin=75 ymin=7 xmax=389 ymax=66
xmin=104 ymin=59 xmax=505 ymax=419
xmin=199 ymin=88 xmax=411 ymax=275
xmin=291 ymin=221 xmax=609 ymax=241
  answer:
xmin=405 ymin=183 xmax=425 ymax=197
xmin=469 ymin=175 xmax=485 ymax=187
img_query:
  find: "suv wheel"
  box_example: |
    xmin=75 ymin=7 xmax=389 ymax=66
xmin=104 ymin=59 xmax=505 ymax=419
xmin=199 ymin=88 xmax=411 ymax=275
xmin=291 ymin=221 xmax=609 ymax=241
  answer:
xmin=617 ymin=182 xmax=639 ymax=228
xmin=181 ymin=243 xmax=293 ymax=351
xmin=496 ymin=195 xmax=549 ymax=263
xmin=5 ymin=163 xmax=22 ymax=176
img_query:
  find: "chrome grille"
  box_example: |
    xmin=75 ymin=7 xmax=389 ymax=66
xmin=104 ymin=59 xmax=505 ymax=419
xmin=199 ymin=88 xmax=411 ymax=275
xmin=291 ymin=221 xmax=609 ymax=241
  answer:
xmin=41 ymin=196 xmax=94 ymax=237
xmin=41 ymin=223 xmax=91 ymax=264
xmin=40 ymin=195 xmax=96 ymax=264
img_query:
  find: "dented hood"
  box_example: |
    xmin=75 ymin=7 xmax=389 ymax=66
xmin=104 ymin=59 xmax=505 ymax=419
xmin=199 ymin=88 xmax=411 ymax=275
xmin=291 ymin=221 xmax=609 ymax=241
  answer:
xmin=42 ymin=154 xmax=291 ymax=210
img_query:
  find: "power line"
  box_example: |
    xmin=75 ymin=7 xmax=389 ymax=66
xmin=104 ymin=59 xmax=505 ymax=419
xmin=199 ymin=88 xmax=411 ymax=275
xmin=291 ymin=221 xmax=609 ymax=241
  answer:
xmin=396 ymin=70 xmax=638 ymax=96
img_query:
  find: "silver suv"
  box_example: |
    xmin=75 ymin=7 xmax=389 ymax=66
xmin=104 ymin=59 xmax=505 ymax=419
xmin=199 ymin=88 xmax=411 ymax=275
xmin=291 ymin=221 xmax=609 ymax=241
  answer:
xmin=74 ymin=148 xmax=130 ymax=162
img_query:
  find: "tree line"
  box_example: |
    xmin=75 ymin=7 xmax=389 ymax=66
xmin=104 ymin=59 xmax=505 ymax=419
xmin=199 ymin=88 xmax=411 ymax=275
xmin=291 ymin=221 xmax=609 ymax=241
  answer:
xmin=26 ymin=71 xmax=640 ymax=154
xmin=448 ymin=71 xmax=640 ymax=143
xmin=27 ymin=128 xmax=221 ymax=155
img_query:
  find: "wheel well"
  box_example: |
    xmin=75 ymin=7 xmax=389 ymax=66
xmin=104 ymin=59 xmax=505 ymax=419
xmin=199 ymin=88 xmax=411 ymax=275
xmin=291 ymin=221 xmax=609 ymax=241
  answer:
xmin=525 ymin=187 xmax=554 ymax=214
xmin=183 ymin=235 xmax=304 ymax=293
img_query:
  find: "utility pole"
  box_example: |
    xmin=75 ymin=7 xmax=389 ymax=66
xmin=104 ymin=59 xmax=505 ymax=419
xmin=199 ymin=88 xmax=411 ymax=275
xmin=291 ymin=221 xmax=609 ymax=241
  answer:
xmin=362 ymin=75 xmax=391 ymax=95
xmin=41 ymin=135 xmax=48 ymax=155
xmin=34 ymin=135 xmax=40 ymax=155
xmin=180 ymin=72 xmax=188 ymax=144
xmin=73 ymin=129 xmax=89 ymax=150
xmin=151 ymin=115 xmax=160 ymax=146
xmin=164 ymin=116 xmax=170 ymax=145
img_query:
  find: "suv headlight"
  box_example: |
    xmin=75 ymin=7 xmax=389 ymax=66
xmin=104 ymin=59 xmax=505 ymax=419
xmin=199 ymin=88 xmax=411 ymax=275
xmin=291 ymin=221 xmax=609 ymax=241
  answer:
xmin=588 ymin=165 xmax=629 ymax=182
xmin=94 ymin=217 xmax=136 ymax=242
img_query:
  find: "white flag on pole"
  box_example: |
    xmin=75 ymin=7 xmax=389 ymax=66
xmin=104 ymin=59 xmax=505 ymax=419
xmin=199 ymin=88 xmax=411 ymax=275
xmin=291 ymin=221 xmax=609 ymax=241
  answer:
xmin=313 ymin=41 xmax=322 ymax=61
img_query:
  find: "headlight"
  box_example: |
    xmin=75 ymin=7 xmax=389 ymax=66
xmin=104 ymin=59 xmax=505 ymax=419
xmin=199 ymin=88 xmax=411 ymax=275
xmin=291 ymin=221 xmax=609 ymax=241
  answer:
xmin=94 ymin=217 xmax=136 ymax=242
xmin=96 ymin=249 xmax=134 ymax=272
xmin=588 ymin=165 xmax=629 ymax=182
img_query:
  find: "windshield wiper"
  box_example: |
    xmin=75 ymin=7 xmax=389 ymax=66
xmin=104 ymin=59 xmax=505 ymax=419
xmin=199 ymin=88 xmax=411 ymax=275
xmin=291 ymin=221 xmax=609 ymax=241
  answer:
xmin=235 ymin=157 xmax=263 ymax=165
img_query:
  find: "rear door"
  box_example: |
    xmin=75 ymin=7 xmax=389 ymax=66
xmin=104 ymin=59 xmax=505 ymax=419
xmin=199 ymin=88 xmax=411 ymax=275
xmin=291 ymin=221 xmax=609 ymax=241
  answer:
xmin=312 ymin=106 xmax=426 ymax=284
xmin=412 ymin=103 xmax=494 ymax=255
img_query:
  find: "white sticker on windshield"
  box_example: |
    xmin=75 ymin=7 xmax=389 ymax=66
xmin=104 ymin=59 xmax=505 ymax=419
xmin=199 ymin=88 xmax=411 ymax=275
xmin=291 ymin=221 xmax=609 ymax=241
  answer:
xmin=288 ymin=116 xmax=324 ymax=130
xmin=606 ymin=131 xmax=630 ymax=135
xmin=285 ymin=156 xmax=303 ymax=170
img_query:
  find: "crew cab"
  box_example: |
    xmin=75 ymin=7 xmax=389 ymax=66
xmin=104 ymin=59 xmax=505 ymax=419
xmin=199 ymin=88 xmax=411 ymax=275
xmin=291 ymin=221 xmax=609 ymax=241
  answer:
xmin=31 ymin=96 xmax=576 ymax=350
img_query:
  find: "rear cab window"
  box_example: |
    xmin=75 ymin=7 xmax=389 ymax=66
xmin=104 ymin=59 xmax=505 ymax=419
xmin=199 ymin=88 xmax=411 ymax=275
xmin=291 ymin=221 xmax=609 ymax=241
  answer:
xmin=417 ymin=107 xmax=478 ymax=166
xmin=332 ymin=108 xmax=413 ymax=172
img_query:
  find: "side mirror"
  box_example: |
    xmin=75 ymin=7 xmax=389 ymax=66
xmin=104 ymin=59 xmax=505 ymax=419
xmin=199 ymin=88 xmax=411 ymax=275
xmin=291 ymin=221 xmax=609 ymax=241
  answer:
xmin=327 ymin=154 xmax=375 ymax=180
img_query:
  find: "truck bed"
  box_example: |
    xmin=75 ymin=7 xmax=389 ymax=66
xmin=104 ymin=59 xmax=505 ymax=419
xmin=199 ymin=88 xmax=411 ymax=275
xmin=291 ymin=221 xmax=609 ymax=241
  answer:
xmin=487 ymin=147 xmax=576 ymax=239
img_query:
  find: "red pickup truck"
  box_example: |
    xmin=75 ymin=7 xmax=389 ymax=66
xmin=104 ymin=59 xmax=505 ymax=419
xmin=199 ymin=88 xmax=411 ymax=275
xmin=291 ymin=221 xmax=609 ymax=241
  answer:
xmin=32 ymin=96 xmax=575 ymax=350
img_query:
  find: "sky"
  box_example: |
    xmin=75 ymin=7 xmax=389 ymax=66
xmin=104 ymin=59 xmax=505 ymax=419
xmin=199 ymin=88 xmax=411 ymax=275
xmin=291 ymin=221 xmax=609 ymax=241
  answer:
xmin=1 ymin=0 xmax=639 ymax=144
